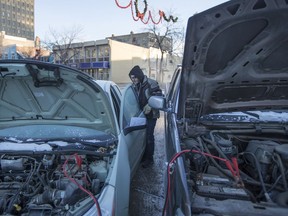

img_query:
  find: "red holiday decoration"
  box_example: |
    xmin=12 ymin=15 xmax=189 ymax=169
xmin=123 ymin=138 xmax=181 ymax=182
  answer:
xmin=115 ymin=0 xmax=178 ymax=24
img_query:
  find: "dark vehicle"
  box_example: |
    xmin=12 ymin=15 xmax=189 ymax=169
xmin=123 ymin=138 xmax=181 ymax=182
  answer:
xmin=0 ymin=60 xmax=146 ymax=215
xmin=149 ymin=0 xmax=288 ymax=215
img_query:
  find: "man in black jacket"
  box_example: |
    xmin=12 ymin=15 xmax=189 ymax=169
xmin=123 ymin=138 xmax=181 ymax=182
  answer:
xmin=129 ymin=65 xmax=162 ymax=168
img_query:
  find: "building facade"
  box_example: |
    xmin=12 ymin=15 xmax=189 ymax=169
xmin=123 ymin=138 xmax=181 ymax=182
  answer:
xmin=53 ymin=38 xmax=182 ymax=84
xmin=0 ymin=0 xmax=34 ymax=40
xmin=108 ymin=32 xmax=173 ymax=52
xmin=0 ymin=0 xmax=46 ymax=61
xmin=0 ymin=31 xmax=50 ymax=61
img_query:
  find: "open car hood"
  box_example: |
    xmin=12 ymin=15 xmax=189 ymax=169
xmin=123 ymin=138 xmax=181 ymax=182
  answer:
xmin=0 ymin=60 xmax=117 ymax=135
xmin=179 ymin=0 xmax=288 ymax=123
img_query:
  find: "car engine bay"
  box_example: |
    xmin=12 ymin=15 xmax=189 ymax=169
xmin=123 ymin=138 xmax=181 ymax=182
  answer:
xmin=0 ymin=152 xmax=113 ymax=215
xmin=180 ymin=129 xmax=288 ymax=214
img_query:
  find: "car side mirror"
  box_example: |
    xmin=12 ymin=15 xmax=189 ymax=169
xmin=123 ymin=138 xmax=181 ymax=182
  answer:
xmin=148 ymin=96 xmax=169 ymax=112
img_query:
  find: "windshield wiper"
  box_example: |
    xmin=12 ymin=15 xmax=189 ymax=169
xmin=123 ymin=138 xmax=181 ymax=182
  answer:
xmin=24 ymin=137 xmax=117 ymax=148
xmin=0 ymin=137 xmax=19 ymax=143
xmin=0 ymin=115 xmax=69 ymax=121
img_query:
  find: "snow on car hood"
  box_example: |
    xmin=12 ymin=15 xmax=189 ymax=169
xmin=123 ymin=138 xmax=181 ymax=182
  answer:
xmin=0 ymin=60 xmax=117 ymax=135
xmin=179 ymin=0 xmax=288 ymax=123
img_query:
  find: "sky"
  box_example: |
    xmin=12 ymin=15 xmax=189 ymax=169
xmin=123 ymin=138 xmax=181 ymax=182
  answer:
xmin=35 ymin=0 xmax=229 ymax=42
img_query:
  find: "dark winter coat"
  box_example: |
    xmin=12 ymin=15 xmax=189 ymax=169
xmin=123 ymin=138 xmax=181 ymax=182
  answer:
xmin=129 ymin=65 xmax=162 ymax=119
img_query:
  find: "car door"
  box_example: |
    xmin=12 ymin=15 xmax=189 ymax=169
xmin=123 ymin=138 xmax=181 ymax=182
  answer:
xmin=165 ymin=66 xmax=182 ymax=160
xmin=165 ymin=67 xmax=192 ymax=215
xmin=120 ymin=84 xmax=146 ymax=175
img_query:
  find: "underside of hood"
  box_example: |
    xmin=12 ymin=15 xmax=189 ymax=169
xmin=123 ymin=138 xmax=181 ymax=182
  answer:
xmin=179 ymin=0 xmax=288 ymax=123
xmin=0 ymin=60 xmax=116 ymax=134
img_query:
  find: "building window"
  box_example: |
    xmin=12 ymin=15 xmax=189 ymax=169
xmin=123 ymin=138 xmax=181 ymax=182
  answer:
xmin=85 ymin=49 xmax=91 ymax=58
xmin=92 ymin=48 xmax=96 ymax=58
xmin=98 ymin=45 xmax=109 ymax=61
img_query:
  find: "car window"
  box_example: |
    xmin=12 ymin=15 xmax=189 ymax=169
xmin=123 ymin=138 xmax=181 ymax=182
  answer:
xmin=121 ymin=86 xmax=141 ymax=129
xmin=110 ymin=84 xmax=121 ymax=124
xmin=167 ymin=67 xmax=181 ymax=111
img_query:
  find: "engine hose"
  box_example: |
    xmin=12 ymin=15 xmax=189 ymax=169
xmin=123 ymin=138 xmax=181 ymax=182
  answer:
xmin=202 ymin=136 xmax=265 ymax=189
xmin=5 ymin=158 xmax=38 ymax=213
xmin=243 ymin=177 xmax=284 ymax=192
xmin=267 ymin=170 xmax=288 ymax=193
xmin=201 ymin=138 xmax=234 ymax=180
xmin=206 ymin=132 xmax=230 ymax=160
xmin=241 ymin=152 xmax=272 ymax=202
xmin=201 ymin=142 xmax=257 ymax=203
xmin=274 ymin=153 xmax=288 ymax=191
xmin=36 ymin=162 xmax=48 ymax=187
xmin=23 ymin=182 xmax=42 ymax=197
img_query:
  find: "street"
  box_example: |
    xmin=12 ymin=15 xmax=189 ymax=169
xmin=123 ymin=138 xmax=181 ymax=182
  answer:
xmin=129 ymin=113 xmax=166 ymax=216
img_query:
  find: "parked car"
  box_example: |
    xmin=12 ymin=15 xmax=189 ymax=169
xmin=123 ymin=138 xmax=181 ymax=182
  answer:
xmin=149 ymin=0 xmax=288 ymax=215
xmin=0 ymin=60 xmax=146 ymax=215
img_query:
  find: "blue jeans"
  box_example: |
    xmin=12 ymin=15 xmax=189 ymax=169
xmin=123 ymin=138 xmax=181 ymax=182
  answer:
xmin=143 ymin=118 xmax=157 ymax=161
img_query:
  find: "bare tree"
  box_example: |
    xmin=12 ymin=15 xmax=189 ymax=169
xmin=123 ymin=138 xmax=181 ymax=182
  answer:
xmin=0 ymin=47 xmax=4 ymax=59
xmin=42 ymin=25 xmax=83 ymax=65
xmin=16 ymin=46 xmax=36 ymax=58
xmin=146 ymin=20 xmax=185 ymax=82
